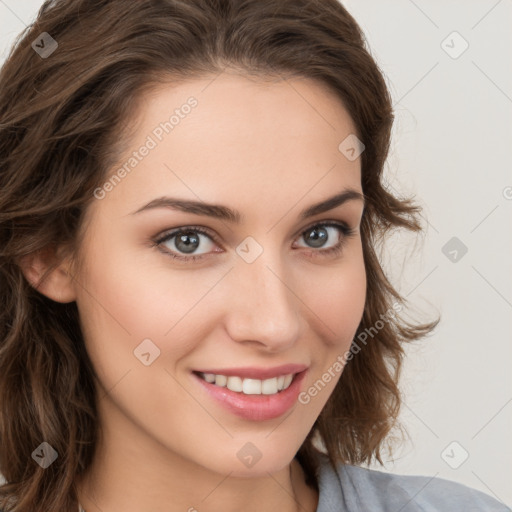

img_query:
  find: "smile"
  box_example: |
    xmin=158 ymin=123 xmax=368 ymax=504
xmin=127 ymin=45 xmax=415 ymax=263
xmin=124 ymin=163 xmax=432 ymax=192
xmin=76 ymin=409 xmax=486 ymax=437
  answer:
xmin=195 ymin=371 xmax=295 ymax=395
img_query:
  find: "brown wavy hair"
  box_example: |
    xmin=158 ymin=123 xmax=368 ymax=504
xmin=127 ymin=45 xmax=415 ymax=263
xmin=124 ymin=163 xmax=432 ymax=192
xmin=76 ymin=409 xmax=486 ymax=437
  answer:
xmin=0 ymin=0 xmax=439 ymax=510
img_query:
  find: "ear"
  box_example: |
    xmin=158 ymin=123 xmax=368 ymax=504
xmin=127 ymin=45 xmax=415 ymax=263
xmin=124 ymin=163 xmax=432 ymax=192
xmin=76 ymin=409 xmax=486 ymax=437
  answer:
xmin=18 ymin=245 xmax=77 ymax=303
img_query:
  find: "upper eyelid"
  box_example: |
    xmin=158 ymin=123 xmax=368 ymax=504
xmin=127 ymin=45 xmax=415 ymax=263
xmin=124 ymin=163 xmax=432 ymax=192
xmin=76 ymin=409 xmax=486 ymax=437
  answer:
xmin=156 ymin=219 xmax=351 ymax=241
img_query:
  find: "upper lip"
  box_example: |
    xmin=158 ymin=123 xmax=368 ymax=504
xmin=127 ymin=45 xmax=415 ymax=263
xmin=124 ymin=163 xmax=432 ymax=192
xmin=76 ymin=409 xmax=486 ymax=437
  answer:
xmin=193 ymin=364 xmax=308 ymax=380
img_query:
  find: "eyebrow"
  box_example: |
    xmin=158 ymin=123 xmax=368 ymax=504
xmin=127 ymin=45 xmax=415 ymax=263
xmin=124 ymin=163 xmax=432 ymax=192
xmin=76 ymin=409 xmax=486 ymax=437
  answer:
xmin=130 ymin=188 xmax=365 ymax=223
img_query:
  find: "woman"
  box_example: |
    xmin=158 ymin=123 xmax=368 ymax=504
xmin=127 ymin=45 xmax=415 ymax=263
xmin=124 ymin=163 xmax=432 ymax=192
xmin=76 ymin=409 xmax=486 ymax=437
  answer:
xmin=0 ymin=1 xmax=507 ymax=511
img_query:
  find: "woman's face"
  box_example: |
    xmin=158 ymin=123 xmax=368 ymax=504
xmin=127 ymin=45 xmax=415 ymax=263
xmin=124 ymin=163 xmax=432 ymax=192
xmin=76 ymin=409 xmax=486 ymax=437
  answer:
xmin=71 ymin=72 xmax=366 ymax=477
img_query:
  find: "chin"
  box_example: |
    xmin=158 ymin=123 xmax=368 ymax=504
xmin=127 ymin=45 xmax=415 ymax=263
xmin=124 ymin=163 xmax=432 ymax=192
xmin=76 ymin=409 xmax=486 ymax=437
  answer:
xmin=203 ymin=443 xmax=298 ymax=478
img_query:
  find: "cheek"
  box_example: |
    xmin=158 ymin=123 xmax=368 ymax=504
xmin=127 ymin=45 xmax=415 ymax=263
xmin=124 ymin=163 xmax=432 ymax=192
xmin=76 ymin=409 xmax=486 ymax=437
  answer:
xmin=75 ymin=239 xmax=268 ymax=419
xmin=294 ymin=251 xmax=366 ymax=415
xmin=300 ymin=244 xmax=366 ymax=346
xmin=74 ymin=233 xmax=214 ymax=387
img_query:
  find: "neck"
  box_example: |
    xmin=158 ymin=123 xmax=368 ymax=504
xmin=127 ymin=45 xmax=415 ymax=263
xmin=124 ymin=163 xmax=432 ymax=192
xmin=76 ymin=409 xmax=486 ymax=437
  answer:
xmin=76 ymin=449 xmax=318 ymax=512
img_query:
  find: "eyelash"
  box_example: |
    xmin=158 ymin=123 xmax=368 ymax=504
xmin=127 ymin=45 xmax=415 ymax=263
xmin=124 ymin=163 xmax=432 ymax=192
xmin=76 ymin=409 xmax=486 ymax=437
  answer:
xmin=152 ymin=221 xmax=357 ymax=263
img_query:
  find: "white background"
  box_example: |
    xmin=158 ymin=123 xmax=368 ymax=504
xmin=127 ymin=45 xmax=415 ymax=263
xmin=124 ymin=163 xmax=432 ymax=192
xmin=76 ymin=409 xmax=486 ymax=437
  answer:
xmin=1 ymin=0 xmax=511 ymax=507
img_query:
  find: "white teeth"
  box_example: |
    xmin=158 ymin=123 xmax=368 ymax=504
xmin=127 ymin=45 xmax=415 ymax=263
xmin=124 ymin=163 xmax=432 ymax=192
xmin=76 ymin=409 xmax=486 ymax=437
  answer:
xmin=261 ymin=377 xmax=277 ymax=395
xmin=283 ymin=374 xmax=293 ymax=389
xmin=198 ymin=372 xmax=295 ymax=395
xmin=214 ymin=374 xmax=227 ymax=387
xmin=226 ymin=376 xmax=243 ymax=392
xmin=242 ymin=378 xmax=261 ymax=395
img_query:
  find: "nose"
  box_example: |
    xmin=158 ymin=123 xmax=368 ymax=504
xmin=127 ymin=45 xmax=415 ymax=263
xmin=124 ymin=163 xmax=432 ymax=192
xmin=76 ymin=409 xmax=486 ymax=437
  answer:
xmin=223 ymin=248 xmax=302 ymax=352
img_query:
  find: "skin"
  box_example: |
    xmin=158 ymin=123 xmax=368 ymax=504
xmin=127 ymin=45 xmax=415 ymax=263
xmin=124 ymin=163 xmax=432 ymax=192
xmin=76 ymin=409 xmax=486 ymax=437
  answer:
xmin=22 ymin=71 xmax=366 ymax=512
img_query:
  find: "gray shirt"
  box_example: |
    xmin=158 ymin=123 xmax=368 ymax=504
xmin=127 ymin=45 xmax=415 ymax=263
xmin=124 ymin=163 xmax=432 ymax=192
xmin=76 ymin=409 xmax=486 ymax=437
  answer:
xmin=314 ymin=451 xmax=510 ymax=511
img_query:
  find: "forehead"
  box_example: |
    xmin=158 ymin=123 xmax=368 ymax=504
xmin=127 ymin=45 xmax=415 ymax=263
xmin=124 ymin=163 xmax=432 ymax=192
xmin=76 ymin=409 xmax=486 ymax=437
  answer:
xmin=136 ymin=71 xmax=358 ymax=147
xmin=88 ymin=72 xmax=362 ymax=222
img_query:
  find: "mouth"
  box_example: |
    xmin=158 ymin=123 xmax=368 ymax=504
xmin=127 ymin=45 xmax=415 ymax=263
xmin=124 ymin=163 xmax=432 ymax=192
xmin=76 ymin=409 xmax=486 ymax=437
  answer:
xmin=191 ymin=367 xmax=309 ymax=421
xmin=192 ymin=370 xmax=300 ymax=396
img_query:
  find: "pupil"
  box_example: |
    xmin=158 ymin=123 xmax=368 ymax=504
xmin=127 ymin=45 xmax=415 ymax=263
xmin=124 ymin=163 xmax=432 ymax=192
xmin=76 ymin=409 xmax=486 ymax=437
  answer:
xmin=176 ymin=231 xmax=199 ymax=253
xmin=306 ymin=227 xmax=327 ymax=248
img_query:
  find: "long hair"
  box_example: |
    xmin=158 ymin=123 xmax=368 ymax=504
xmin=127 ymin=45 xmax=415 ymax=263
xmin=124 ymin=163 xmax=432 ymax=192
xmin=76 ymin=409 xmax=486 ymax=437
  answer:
xmin=0 ymin=0 xmax=439 ymax=509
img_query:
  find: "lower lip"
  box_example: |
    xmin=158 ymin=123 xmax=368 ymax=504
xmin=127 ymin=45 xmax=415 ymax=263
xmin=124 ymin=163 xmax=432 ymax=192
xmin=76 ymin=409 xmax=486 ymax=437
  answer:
xmin=192 ymin=370 xmax=308 ymax=421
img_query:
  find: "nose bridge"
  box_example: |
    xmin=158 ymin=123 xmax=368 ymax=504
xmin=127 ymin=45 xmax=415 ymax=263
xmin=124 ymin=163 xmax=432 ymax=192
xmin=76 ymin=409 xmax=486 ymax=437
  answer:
xmin=225 ymin=241 xmax=301 ymax=348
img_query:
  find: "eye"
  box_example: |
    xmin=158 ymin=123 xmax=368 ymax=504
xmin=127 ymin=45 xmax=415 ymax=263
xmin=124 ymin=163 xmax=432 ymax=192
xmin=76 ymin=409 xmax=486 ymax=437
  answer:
xmin=153 ymin=221 xmax=357 ymax=263
xmin=154 ymin=226 xmax=219 ymax=262
xmin=293 ymin=221 xmax=357 ymax=257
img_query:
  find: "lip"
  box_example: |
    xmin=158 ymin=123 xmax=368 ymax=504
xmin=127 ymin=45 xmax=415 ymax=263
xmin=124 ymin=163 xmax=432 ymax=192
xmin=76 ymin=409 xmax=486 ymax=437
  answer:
xmin=192 ymin=363 xmax=308 ymax=380
xmin=192 ymin=368 xmax=309 ymax=421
